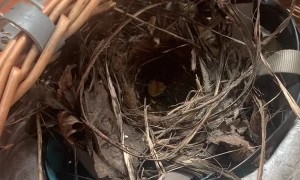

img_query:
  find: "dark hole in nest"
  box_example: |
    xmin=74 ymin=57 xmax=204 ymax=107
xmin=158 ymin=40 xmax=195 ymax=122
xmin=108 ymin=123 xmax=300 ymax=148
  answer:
xmin=135 ymin=45 xmax=197 ymax=111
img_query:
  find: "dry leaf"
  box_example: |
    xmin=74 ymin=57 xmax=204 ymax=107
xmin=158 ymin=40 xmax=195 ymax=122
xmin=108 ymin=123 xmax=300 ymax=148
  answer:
xmin=58 ymin=111 xmax=84 ymax=145
xmin=58 ymin=65 xmax=76 ymax=91
xmin=57 ymin=65 xmax=77 ymax=109
xmin=197 ymin=26 xmax=219 ymax=56
xmin=207 ymin=118 xmax=225 ymax=129
xmin=154 ymin=37 xmax=160 ymax=46
xmin=147 ymin=16 xmax=157 ymax=35
xmin=0 ymin=144 xmax=14 ymax=150
xmin=208 ymin=133 xmax=253 ymax=149
xmin=191 ymin=48 xmax=197 ymax=71
xmin=177 ymin=2 xmax=198 ymax=18
xmin=148 ymin=80 xmax=166 ymax=97
xmin=92 ymin=150 xmax=122 ymax=178
xmin=84 ymin=83 xmax=146 ymax=178
xmin=207 ymin=133 xmax=255 ymax=162
xmin=250 ymin=107 xmax=262 ymax=135
xmin=123 ymin=84 xmax=139 ymax=109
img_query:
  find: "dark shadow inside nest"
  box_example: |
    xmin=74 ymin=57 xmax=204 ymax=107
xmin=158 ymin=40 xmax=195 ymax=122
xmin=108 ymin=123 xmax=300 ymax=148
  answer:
xmin=134 ymin=45 xmax=198 ymax=112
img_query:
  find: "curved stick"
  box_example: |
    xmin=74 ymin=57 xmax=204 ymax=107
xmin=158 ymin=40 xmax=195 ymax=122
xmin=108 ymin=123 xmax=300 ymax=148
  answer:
xmin=13 ymin=15 xmax=70 ymax=104
xmin=0 ymin=67 xmax=21 ymax=136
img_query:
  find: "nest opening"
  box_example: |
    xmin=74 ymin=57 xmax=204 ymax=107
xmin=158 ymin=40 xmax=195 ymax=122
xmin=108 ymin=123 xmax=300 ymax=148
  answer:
xmin=135 ymin=45 xmax=197 ymax=110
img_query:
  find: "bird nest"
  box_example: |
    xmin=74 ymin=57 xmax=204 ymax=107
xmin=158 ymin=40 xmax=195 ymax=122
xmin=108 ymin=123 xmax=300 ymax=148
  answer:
xmin=74 ymin=1 xmax=269 ymax=179
xmin=8 ymin=1 xmax=297 ymax=180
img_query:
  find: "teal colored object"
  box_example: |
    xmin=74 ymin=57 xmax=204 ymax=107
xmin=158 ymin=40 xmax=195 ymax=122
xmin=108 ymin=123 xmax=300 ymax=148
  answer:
xmin=45 ymin=135 xmax=71 ymax=180
xmin=44 ymin=134 xmax=94 ymax=180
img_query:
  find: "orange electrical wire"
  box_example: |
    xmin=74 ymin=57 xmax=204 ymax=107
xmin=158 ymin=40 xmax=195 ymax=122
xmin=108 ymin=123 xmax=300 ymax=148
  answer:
xmin=65 ymin=0 xmax=104 ymax=38
xmin=20 ymin=45 xmax=39 ymax=79
xmin=0 ymin=0 xmax=115 ymax=139
xmin=14 ymin=15 xmax=70 ymax=103
xmin=68 ymin=0 xmax=90 ymax=23
xmin=43 ymin=0 xmax=60 ymax=15
xmin=10 ymin=0 xmax=90 ymax=102
xmin=0 ymin=39 xmax=17 ymax=69
xmin=0 ymin=0 xmax=65 ymax=138
xmin=49 ymin=0 xmax=73 ymax=22
xmin=0 ymin=35 xmax=28 ymax=99
xmin=14 ymin=0 xmax=74 ymax=81
xmin=0 ymin=67 xmax=22 ymax=136
xmin=91 ymin=1 xmax=116 ymax=18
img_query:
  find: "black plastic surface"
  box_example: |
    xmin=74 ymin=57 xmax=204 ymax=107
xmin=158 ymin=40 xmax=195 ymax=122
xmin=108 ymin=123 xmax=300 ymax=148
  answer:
xmin=231 ymin=1 xmax=300 ymax=177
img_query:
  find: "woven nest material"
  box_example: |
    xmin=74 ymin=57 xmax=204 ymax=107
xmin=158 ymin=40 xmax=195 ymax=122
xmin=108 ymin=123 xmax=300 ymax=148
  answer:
xmin=6 ymin=1 xmax=296 ymax=179
xmin=75 ymin=1 xmax=267 ymax=179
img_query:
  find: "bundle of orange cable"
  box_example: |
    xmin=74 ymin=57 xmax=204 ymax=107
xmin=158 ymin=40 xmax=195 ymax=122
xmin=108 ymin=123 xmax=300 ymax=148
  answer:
xmin=0 ymin=0 xmax=115 ymax=137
